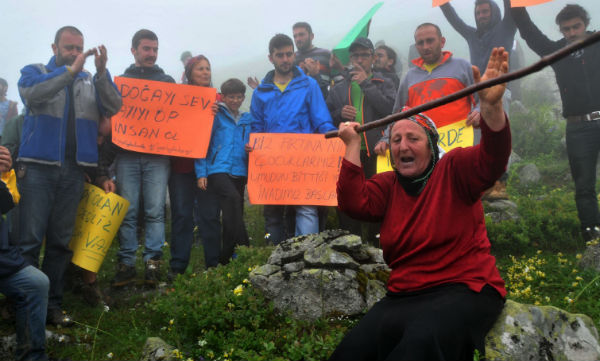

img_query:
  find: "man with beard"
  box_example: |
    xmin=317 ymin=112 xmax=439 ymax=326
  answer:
xmin=17 ymin=25 xmax=122 ymax=326
xmin=100 ymin=29 xmax=176 ymax=287
xmin=512 ymin=4 xmax=600 ymax=243
xmin=249 ymin=34 xmax=336 ymax=245
xmin=440 ymin=0 xmax=516 ymax=75
xmin=293 ymin=22 xmax=332 ymax=97
xmin=374 ymin=44 xmax=401 ymax=89
xmin=374 ymin=24 xmax=476 ymax=157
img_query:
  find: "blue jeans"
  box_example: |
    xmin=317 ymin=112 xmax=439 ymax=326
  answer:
xmin=264 ymin=205 xmax=318 ymax=245
xmin=566 ymin=119 xmax=600 ymax=229
xmin=17 ymin=161 xmax=84 ymax=310
xmin=168 ymin=171 xmax=197 ymax=272
xmin=0 ymin=265 xmax=49 ymax=361
xmin=116 ymin=153 xmax=169 ymax=266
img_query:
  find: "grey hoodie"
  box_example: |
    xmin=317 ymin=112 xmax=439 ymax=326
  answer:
xmin=441 ymin=0 xmax=516 ymax=72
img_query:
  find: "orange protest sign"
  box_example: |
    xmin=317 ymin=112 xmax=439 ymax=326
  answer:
xmin=433 ymin=0 xmax=451 ymax=7
xmin=112 ymin=77 xmax=216 ymax=158
xmin=511 ymin=0 xmax=553 ymax=6
xmin=247 ymin=133 xmax=346 ymax=206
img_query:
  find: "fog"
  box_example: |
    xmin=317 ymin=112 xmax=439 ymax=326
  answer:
xmin=1 ymin=0 xmax=598 ymax=112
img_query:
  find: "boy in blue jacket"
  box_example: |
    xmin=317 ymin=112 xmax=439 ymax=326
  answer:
xmin=195 ymin=79 xmax=253 ymax=264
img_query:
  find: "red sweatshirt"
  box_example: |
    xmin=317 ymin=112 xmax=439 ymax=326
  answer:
xmin=337 ymin=118 xmax=510 ymax=297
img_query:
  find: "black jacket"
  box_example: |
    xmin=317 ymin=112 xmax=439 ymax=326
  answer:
xmin=326 ymin=71 xmax=396 ymax=155
xmin=512 ymin=7 xmax=600 ymax=117
xmin=0 ymin=178 xmax=23 ymax=278
xmin=97 ymin=65 xmax=176 ymax=179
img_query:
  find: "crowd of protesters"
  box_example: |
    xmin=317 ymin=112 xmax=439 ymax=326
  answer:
xmin=0 ymin=2 xmax=598 ymax=360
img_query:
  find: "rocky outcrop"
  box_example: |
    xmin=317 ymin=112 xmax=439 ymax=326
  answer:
xmin=250 ymin=230 xmax=390 ymax=321
xmin=486 ymin=300 xmax=600 ymax=361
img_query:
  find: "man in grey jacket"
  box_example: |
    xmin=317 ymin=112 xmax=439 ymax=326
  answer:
xmin=17 ymin=25 xmax=122 ymax=326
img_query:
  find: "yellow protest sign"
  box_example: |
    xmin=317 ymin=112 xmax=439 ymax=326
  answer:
xmin=437 ymin=119 xmax=473 ymax=152
xmin=377 ymin=150 xmax=394 ymax=174
xmin=69 ymin=184 xmax=130 ymax=273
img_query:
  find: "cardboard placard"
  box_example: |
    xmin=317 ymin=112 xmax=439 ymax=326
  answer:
xmin=247 ymin=133 xmax=345 ymax=206
xmin=511 ymin=0 xmax=553 ymax=6
xmin=437 ymin=119 xmax=474 ymax=152
xmin=69 ymin=184 xmax=130 ymax=273
xmin=112 ymin=77 xmax=216 ymax=158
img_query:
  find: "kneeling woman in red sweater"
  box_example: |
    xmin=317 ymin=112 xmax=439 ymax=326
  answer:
xmin=329 ymin=48 xmax=511 ymax=361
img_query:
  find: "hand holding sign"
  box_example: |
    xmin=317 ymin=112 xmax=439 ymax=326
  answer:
xmin=112 ymin=77 xmax=217 ymax=158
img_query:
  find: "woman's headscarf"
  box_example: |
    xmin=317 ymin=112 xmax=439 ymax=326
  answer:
xmin=388 ymin=108 xmax=443 ymax=196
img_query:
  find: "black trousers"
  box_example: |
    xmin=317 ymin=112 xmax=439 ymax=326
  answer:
xmin=329 ymin=284 xmax=504 ymax=361
xmin=207 ymin=173 xmax=248 ymax=264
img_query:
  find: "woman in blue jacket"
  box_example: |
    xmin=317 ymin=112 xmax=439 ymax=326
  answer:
xmin=195 ymin=78 xmax=253 ymax=264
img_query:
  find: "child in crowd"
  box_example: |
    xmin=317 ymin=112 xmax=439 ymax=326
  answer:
xmin=195 ymin=79 xmax=253 ymax=264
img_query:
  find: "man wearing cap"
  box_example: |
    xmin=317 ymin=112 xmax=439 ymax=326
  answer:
xmin=326 ymin=36 xmax=396 ymax=245
xmin=512 ymin=4 xmax=600 ymax=242
xmin=374 ymin=23 xmax=476 ymax=157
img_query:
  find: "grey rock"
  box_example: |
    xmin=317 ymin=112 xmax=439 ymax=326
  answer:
xmin=250 ymin=231 xmax=388 ymax=320
xmin=304 ymin=243 xmax=359 ymax=270
xmin=579 ymin=244 xmax=600 ymax=272
xmin=140 ymin=337 xmax=176 ymax=361
xmin=485 ymin=199 xmax=520 ymax=223
xmin=283 ymin=261 xmax=304 ymax=273
xmin=507 ymin=151 xmax=522 ymax=170
xmin=366 ymin=247 xmax=385 ymax=264
xmin=486 ymin=300 xmax=600 ymax=361
xmin=518 ymin=163 xmax=541 ymax=185
xmin=365 ymin=280 xmax=387 ymax=309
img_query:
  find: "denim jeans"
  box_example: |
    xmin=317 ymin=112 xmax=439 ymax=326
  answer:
xmin=0 ymin=265 xmax=49 ymax=361
xmin=17 ymin=161 xmax=84 ymax=310
xmin=208 ymin=173 xmax=248 ymax=264
xmin=264 ymin=205 xmax=318 ymax=245
xmin=116 ymin=153 xmax=169 ymax=266
xmin=196 ymin=186 xmax=221 ymax=268
xmin=168 ymin=171 xmax=197 ymax=272
xmin=566 ymin=119 xmax=600 ymax=229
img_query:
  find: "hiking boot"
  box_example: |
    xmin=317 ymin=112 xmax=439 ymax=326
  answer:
xmin=483 ymin=180 xmax=509 ymax=201
xmin=145 ymin=258 xmax=162 ymax=286
xmin=47 ymin=308 xmax=74 ymax=327
xmin=111 ymin=263 xmax=136 ymax=287
xmin=583 ymin=226 xmax=600 ymax=244
xmin=80 ymin=281 xmax=103 ymax=307
xmin=167 ymin=268 xmax=184 ymax=283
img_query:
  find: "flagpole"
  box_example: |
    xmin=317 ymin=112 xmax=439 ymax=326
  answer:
xmin=324 ymin=31 xmax=600 ymax=139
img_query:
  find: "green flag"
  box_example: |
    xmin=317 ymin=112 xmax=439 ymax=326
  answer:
xmin=332 ymin=2 xmax=384 ymax=66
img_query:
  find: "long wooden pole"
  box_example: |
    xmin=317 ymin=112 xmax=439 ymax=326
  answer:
xmin=324 ymin=31 xmax=600 ymax=139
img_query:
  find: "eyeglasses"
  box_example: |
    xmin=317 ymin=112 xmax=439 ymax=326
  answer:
xmin=350 ymin=52 xmax=373 ymax=60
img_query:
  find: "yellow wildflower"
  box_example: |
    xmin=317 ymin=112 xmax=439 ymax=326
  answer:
xmin=233 ymin=285 xmax=243 ymax=296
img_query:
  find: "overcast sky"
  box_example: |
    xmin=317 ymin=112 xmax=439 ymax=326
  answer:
xmin=1 ymin=0 xmax=598 ymax=112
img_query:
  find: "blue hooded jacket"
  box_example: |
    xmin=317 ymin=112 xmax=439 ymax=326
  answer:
xmin=250 ymin=66 xmax=336 ymax=134
xmin=18 ymin=56 xmax=122 ymax=166
xmin=195 ymin=103 xmax=253 ymax=178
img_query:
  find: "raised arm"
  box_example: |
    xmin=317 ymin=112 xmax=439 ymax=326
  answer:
xmin=511 ymin=7 xmax=559 ymax=56
xmin=440 ymin=2 xmax=476 ymax=39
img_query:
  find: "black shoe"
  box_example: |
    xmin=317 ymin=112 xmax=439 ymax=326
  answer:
xmin=583 ymin=226 xmax=600 ymax=244
xmin=80 ymin=281 xmax=103 ymax=307
xmin=145 ymin=258 xmax=162 ymax=286
xmin=167 ymin=269 xmax=184 ymax=283
xmin=111 ymin=263 xmax=136 ymax=287
xmin=47 ymin=308 xmax=74 ymax=327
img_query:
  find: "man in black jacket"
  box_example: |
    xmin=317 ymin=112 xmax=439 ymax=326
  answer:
xmin=326 ymin=37 xmax=396 ymax=246
xmin=512 ymin=4 xmax=600 ymax=242
xmin=106 ymin=29 xmax=176 ymax=287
